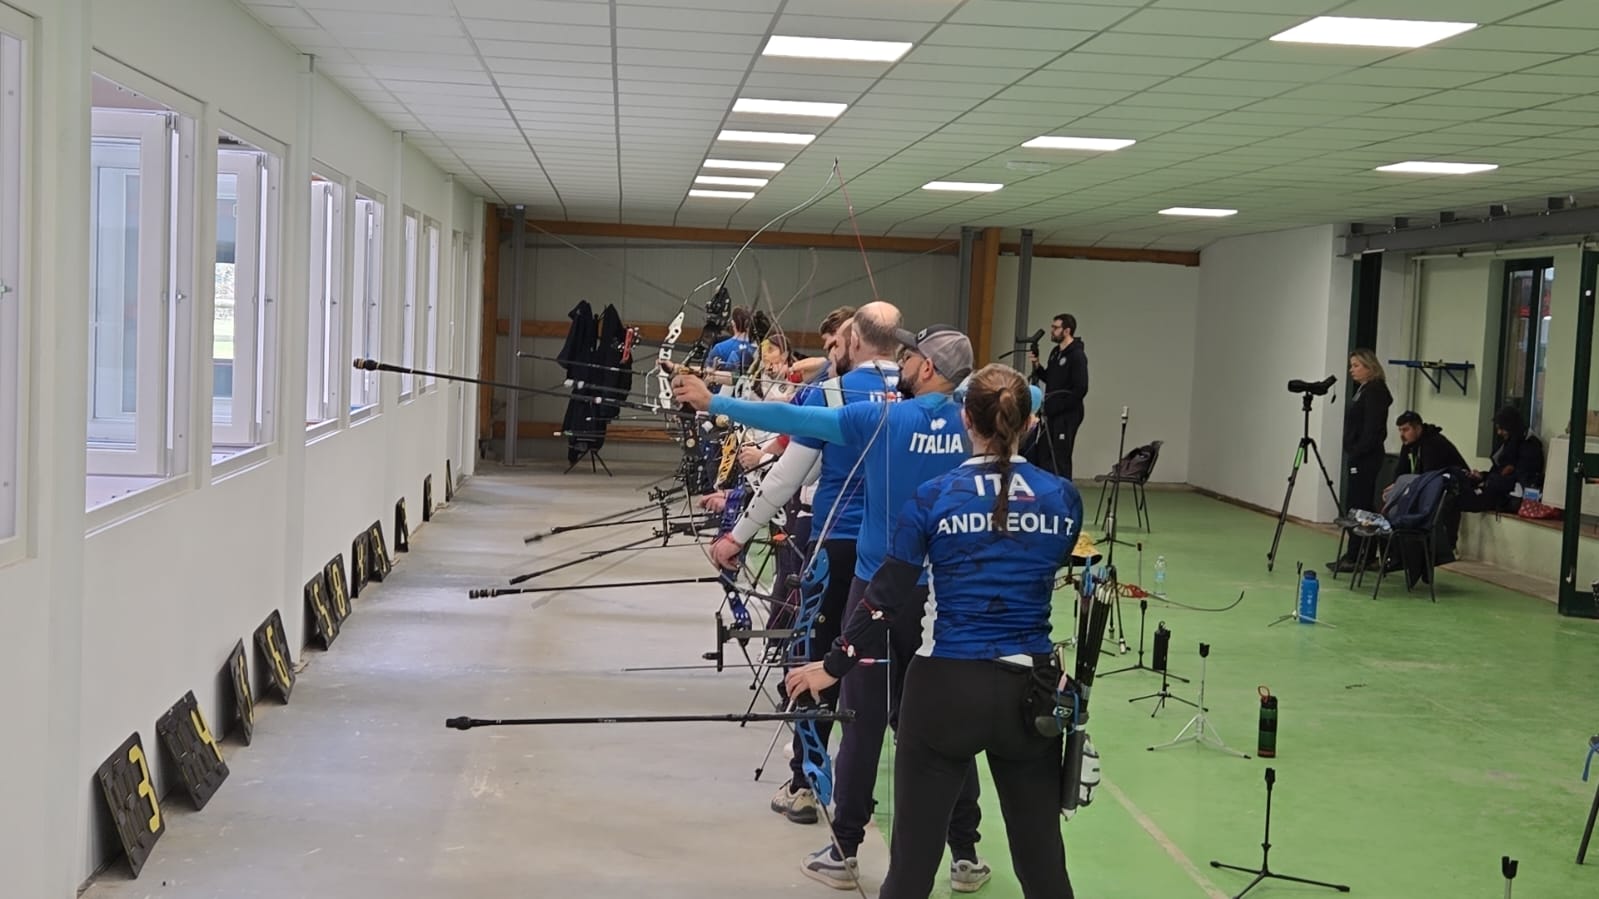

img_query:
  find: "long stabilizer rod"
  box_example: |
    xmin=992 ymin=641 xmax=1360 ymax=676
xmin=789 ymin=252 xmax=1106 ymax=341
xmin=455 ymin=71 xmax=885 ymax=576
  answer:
xmin=352 ymin=358 xmax=661 ymax=414
xmin=446 ymin=709 xmax=855 ymax=730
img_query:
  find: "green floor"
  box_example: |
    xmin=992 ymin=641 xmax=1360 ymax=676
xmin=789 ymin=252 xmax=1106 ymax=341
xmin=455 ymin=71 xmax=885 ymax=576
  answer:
xmin=865 ymin=490 xmax=1599 ymax=899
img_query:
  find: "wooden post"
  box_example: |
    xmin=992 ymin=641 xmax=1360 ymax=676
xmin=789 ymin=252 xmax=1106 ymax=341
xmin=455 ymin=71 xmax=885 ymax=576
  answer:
xmin=969 ymin=226 xmax=1002 ymax=368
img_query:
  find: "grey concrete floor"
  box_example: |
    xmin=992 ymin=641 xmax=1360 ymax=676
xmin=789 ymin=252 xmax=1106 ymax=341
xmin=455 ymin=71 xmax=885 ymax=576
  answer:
xmin=83 ymin=462 xmax=883 ymax=899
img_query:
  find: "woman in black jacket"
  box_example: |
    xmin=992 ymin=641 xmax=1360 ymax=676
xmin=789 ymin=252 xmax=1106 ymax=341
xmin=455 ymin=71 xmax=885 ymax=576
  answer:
xmin=1330 ymin=349 xmax=1392 ymax=572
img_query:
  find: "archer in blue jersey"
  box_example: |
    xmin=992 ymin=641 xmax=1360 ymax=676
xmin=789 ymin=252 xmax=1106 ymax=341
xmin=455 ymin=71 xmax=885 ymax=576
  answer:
xmin=783 ymin=364 xmax=1087 ymax=899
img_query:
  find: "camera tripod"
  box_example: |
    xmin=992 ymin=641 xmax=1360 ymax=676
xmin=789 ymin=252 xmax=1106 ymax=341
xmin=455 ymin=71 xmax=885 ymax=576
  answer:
xmin=1211 ymin=767 xmax=1350 ymax=897
xmin=1267 ymin=390 xmax=1343 ymax=572
xmin=1148 ymin=643 xmax=1247 ymax=757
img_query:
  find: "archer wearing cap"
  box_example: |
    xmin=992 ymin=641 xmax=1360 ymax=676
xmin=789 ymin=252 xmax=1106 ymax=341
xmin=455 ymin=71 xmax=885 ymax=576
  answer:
xmin=894 ymin=324 xmax=974 ymax=397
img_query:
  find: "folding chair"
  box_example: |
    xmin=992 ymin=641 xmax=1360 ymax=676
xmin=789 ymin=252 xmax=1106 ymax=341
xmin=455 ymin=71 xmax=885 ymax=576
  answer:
xmin=1094 ymin=440 xmax=1162 ymax=532
xmin=1369 ymin=479 xmax=1460 ymax=602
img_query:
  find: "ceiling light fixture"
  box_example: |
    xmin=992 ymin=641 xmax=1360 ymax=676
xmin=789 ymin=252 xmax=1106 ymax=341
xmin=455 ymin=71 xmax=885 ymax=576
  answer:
xmin=704 ymin=159 xmax=785 ymax=172
xmin=1022 ymin=136 xmax=1136 ymax=151
xmin=733 ymin=98 xmax=847 ymax=118
xmin=689 ymin=189 xmax=755 ymax=200
xmin=1159 ymin=207 xmax=1237 ymax=217
xmin=718 ymin=129 xmax=815 ymax=145
xmin=923 ymin=181 xmax=1003 ymax=192
xmin=1269 ymin=16 xmax=1477 ymax=49
xmin=695 ymin=175 xmax=769 ymax=188
xmin=762 ymin=35 xmax=912 ymax=62
xmin=1375 ymin=161 xmax=1498 ymax=175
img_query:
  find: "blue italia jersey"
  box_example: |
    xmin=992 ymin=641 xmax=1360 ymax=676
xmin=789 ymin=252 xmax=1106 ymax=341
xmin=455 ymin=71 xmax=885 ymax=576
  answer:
xmin=834 ymin=392 xmax=969 ymax=583
xmin=795 ymin=362 xmax=899 ymax=544
xmin=896 ymin=457 xmax=1083 ymax=660
xmin=706 ymin=337 xmax=756 ymax=383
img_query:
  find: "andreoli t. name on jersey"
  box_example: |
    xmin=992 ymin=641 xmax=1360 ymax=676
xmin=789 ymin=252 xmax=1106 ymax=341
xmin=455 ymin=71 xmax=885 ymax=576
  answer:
xmin=938 ymin=469 xmax=1075 ymax=535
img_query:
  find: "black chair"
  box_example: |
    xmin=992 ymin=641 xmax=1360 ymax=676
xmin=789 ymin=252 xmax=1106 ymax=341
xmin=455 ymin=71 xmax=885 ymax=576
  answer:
xmin=1094 ymin=440 xmax=1162 ymax=532
xmin=1368 ymin=476 xmax=1461 ymax=603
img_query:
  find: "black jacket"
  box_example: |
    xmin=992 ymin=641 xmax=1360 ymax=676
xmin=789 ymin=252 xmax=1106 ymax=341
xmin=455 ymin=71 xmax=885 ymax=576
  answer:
xmin=1399 ymin=424 xmax=1468 ymax=476
xmin=1487 ymin=430 xmax=1545 ymax=493
xmin=1343 ymin=379 xmax=1392 ymax=460
xmin=1031 ymin=338 xmax=1088 ymax=419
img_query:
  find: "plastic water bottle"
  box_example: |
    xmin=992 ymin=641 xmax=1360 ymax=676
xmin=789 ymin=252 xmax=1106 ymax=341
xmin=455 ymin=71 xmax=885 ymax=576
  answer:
xmin=1298 ymin=570 xmax=1319 ymax=624
xmin=1153 ymin=556 xmax=1166 ymax=597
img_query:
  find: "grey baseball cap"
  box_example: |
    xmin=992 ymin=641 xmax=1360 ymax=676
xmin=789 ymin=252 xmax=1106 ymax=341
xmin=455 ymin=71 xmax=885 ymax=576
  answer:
xmin=893 ymin=324 xmax=974 ymax=383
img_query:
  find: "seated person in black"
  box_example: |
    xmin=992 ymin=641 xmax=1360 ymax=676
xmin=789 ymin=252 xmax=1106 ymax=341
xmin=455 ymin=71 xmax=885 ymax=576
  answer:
xmin=1380 ymin=411 xmax=1470 ymax=566
xmin=1458 ymin=405 xmax=1544 ymax=513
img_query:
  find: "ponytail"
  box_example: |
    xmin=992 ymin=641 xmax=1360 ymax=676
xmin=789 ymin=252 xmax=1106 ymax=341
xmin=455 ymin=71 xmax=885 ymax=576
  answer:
xmin=965 ymin=364 xmax=1030 ymax=532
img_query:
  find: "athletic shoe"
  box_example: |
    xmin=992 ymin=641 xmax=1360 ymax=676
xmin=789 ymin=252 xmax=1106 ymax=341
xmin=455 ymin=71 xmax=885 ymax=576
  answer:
xmin=770 ymin=782 xmax=819 ymax=824
xmin=951 ymin=857 xmax=993 ymax=892
xmin=801 ymin=844 xmax=859 ymax=890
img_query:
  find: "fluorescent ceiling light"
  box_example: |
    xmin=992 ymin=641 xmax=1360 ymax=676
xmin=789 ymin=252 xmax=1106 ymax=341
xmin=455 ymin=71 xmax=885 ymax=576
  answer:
xmin=1022 ymin=136 xmax=1136 ymax=151
xmin=695 ymin=175 xmax=769 ymax=188
xmin=1159 ymin=207 xmax=1237 ymax=217
xmin=1376 ymin=160 xmax=1498 ymax=175
xmin=923 ymin=181 xmax=1003 ymax=193
xmin=1270 ymin=16 xmax=1476 ymax=48
xmin=689 ymin=189 xmax=755 ymax=199
xmin=718 ymin=129 xmax=815 ymax=145
xmin=734 ymin=98 xmax=847 ymax=118
xmin=763 ymin=35 xmax=912 ymax=62
xmin=704 ymin=159 xmax=785 ymax=172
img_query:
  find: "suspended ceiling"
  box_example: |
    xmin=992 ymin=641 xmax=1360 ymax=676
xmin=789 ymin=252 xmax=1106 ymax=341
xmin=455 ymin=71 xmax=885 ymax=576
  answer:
xmin=239 ymin=0 xmax=1599 ymax=250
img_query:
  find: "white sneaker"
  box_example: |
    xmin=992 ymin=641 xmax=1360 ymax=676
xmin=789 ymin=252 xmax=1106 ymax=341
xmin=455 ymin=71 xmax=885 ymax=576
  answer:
xmin=951 ymin=857 xmax=992 ymax=893
xmin=801 ymin=844 xmax=859 ymax=890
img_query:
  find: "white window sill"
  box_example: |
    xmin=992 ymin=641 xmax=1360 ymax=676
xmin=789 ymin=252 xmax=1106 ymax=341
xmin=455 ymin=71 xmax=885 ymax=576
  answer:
xmin=350 ymin=404 xmax=378 ymax=426
xmin=306 ymin=418 xmax=340 ymax=444
xmin=85 ymin=475 xmax=190 ymax=536
xmin=0 ymin=534 xmax=26 ymax=571
xmin=212 ymin=444 xmax=271 ymax=482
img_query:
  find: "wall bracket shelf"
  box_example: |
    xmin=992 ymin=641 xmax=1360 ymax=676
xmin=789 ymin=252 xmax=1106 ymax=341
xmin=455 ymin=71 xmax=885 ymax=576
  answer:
xmin=1388 ymin=359 xmax=1474 ymax=395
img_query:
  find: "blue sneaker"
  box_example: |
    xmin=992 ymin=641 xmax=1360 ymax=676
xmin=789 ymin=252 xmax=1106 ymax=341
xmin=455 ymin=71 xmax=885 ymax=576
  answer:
xmin=801 ymin=844 xmax=859 ymax=890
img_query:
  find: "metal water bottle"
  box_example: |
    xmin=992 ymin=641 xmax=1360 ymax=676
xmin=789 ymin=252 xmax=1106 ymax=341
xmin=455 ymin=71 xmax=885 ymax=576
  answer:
xmin=1297 ymin=569 xmax=1319 ymax=624
xmin=1257 ymin=686 xmax=1278 ymax=758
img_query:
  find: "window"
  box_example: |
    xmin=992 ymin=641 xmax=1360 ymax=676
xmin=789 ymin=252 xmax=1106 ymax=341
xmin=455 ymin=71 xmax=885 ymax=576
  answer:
xmin=0 ymin=23 xmax=27 ymax=552
xmin=399 ymin=211 xmax=418 ymax=399
xmin=214 ymin=130 xmax=280 ymax=458
xmin=1498 ymin=259 xmax=1553 ymax=436
xmin=87 ymin=72 xmax=195 ymax=506
xmin=307 ymin=172 xmax=343 ymax=428
xmin=423 ymin=221 xmax=440 ymax=390
xmin=349 ymin=193 xmax=383 ymax=415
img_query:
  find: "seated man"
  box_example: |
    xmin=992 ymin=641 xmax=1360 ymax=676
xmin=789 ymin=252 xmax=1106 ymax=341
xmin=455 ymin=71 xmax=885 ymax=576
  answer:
xmin=1458 ymin=405 xmax=1545 ymax=514
xmin=1379 ymin=411 xmax=1470 ymax=568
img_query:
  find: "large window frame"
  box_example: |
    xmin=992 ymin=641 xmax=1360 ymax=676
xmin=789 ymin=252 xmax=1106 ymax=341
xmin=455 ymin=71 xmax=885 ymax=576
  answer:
xmin=399 ymin=210 xmax=419 ymax=400
xmin=349 ymin=190 xmax=383 ymax=418
xmin=212 ymin=126 xmax=281 ymax=463
xmin=306 ymin=167 xmax=344 ymax=432
xmin=1496 ymin=258 xmax=1554 ymax=440
xmin=423 ymin=220 xmax=440 ymax=391
xmin=0 ymin=14 xmax=30 ymax=563
xmin=85 ymin=61 xmax=198 ymax=520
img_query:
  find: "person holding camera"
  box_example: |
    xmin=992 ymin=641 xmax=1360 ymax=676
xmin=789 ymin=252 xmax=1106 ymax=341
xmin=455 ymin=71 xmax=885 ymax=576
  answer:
xmin=786 ymin=363 xmax=1090 ymax=899
xmin=1328 ymin=349 xmax=1392 ymax=573
xmin=1027 ymin=313 xmax=1088 ymax=478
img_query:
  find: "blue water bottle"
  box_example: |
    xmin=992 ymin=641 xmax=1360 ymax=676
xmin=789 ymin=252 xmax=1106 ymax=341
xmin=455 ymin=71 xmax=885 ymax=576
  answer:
xmin=1297 ymin=570 xmax=1319 ymax=624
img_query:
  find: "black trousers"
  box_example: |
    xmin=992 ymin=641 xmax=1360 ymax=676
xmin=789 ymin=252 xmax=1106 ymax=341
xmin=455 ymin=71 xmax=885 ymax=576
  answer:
xmin=831 ymin=576 xmax=981 ymax=858
xmin=879 ymin=656 xmax=1073 ymax=899
xmin=1339 ymin=452 xmax=1384 ymax=561
xmin=1028 ymin=409 xmax=1084 ymax=479
xmin=787 ymin=538 xmax=856 ymax=788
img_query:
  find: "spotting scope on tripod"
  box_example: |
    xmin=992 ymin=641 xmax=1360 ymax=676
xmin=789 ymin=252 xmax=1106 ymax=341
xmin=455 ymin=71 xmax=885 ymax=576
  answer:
xmin=1267 ymin=375 xmax=1343 ymax=572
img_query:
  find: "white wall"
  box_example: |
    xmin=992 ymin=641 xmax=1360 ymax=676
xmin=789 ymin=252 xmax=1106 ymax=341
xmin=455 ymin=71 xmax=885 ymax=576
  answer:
xmin=1190 ymin=225 xmax=1353 ymax=522
xmin=992 ymin=255 xmax=1201 ymax=484
xmin=496 ymin=238 xmax=960 ymax=443
xmin=0 ymin=0 xmax=483 ymax=891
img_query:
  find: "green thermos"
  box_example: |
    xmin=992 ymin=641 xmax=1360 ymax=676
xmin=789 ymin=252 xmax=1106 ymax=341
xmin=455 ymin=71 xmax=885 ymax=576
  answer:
xmin=1257 ymin=686 xmax=1278 ymax=758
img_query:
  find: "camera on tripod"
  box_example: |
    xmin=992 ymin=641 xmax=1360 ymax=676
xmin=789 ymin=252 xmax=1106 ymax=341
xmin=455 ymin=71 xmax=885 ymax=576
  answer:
xmin=1286 ymin=375 xmax=1337 ymax=396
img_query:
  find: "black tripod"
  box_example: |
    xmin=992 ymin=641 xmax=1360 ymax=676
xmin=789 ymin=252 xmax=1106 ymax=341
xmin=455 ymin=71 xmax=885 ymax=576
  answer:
xmin=1095 ymin=405 xmax=1137 ymax=656
xmin=565 ymin=447 xmax=614 ymax=476
xmin=1102 ymin=600 xmax=1189 ymax=683
xmin=1267 ymin=391 xmax=1342 ymax=572
xmin=1211 ymin=767 xmax=1350 ymax=897
xmin=1126 ymin=620 xmax=1196 ymax=716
